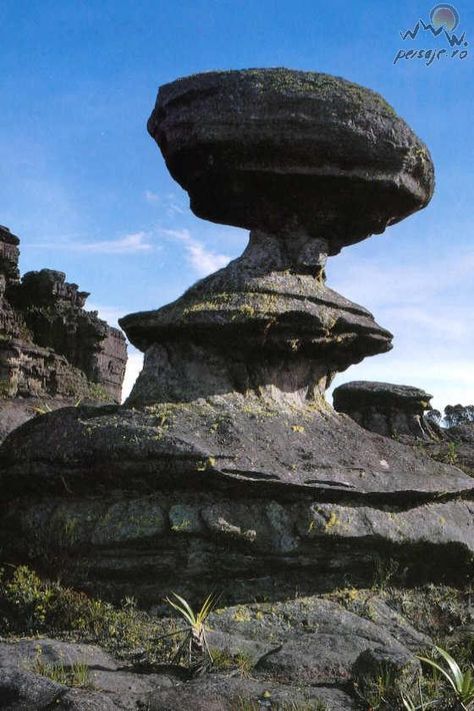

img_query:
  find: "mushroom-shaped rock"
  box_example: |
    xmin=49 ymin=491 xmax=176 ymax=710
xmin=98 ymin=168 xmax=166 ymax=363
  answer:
xmin=3 ymin=70 xmax=469 ymax=607
xmin=149 ymin=68 xmax=434 ymax=254
xmin=333 ymin=381 xmax=436 ymax=439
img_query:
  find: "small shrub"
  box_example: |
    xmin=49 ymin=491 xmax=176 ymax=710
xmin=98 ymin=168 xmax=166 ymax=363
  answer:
xmin=29 ymin=647 xmax=91 ymax=688
xmin=0 ymin=565 xmax=173 ymax=662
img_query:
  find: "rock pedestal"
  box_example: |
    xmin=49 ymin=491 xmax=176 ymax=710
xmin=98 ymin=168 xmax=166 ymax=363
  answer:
xmin=1 ymin=69 xmax=473 ymax=605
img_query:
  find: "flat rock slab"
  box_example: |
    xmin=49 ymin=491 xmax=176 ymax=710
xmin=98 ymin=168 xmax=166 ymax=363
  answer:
xmin=1 ymin=403 xmax=472 ymax=499
xmin=143 ymin=676 xmax=357 ymax=711
xmin=2 ymin=404 xmax=474 ymax=601
xmin=208 ymin=596 xmax=428 ymax=686
xmin=333 ymin=381 xmax=433 ymax=412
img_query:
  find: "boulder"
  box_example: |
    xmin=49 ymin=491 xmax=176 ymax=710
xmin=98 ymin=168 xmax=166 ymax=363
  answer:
xmin=332 ymin=380 xmax=439 ymax=439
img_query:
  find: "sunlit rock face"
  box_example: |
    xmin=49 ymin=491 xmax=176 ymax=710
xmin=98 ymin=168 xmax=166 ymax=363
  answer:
xmin=3 ymin=69 xmax=473 ymax=606
xmin=0 ymin=226 xmax=127 ymax=442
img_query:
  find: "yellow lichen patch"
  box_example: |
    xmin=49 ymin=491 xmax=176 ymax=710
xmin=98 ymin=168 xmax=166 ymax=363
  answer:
xmin=232 ymin=606 xmax=252 ymax=623
xmin=196 ymin=457 xmax=216 ymax=472
xmin=291 ymin=425 xmax=305 ymax=433
xmin=325 ymin=511 xmax=339 ymax=532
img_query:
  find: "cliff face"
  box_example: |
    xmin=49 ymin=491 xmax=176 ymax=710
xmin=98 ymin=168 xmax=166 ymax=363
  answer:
xmin=0 ymin=225 xmax=127 ymax=440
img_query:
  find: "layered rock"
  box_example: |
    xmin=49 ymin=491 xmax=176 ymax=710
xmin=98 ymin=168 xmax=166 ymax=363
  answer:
xmin=423 ymin=404 xmax=474 ymax=477
xmin=332 ymin=380 xmax=440 ymax=440
xmin=0 ymin=227 xmax=127 ymax=441
xmin=150 ymin=69 xmax=434 ymax=253
xmin=1 ymin=69 xmax=473 ymax=608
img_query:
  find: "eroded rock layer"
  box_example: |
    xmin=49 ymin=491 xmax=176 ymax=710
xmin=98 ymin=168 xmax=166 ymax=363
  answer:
xmin=1 ymin=70 xmax=471 ymax=607
xmin=332 ymin=380 xmax=440 ymax=440
xmin=0 ymin=226 xmax=127 ymax=441
xmin=149 ymin=69 xmax=434 ymax=253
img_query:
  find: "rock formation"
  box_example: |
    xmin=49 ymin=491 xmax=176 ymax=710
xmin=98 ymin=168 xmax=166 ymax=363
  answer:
xmin=1 ymin=69 xmax=473 ymax=611
xmin=332 ymin=382 xmax=474 ymax=478
xmin=332 ymin=380 xmax=440 ymax=440
xmin=0 ymin=225 xmax=127 ymax=441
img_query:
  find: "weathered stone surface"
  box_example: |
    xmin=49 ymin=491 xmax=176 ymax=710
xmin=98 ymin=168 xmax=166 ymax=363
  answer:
xmin=0 ymin=591 xmax=435 ymax=710
xmin=0 ymin=668 xmax=67 ymax=710
xmin=143 ymin=676 xmax=356 ymax=710
xmin=352 ymin=646 xmax=420 ymax=706
xmin=0 ymin=227 xmax=127 ymax=441
xmin=2 ymin=68 xmax=468 ymax=658
xmin=333 ymin=380 xmax=439 ymax=439
xmin=0 ymin=225 xmax=20 ymax=285
xmin=1 ymin=403 xmax=473 ymax=604
xmin=121 ymin=230 xmax=393 ymax=382
xmin=149 ymin=69 xmax=434 ymax=253
xmin=2 ymin=403 xmax=472 ymax=497
xmin=424 ymin=415 xmax=474 ymax=477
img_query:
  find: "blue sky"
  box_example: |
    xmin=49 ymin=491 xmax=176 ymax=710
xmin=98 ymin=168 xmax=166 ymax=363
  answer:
xmin=0 ymin=0 xmax=472 ymax=409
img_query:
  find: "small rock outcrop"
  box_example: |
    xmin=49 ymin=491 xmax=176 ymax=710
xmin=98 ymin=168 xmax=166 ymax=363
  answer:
xmin=1 ymin=69 xmax=473 ymax=612
xmin=332 ymin=381 xmax=440 ymax=440
xmin=0 ymin=225 xmax=127 ymax=440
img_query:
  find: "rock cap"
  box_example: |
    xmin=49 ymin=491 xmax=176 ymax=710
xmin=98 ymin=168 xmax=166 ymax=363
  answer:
xmin=149 ymin=68 xmax=435 ymax=253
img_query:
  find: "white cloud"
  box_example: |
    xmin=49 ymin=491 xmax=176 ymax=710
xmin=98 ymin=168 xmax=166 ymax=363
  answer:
xmin=144 ymin=190 xmax=160 ymax=204
xmin=161 ymin=228 xmax=231 ymax=277
xmin=36 ymin=231 xmax=153 ymax=254
xmin=145 ymin=190 xmax=186 ymax=216
xmin=121 ymin=350 xmax=144 ymax=402
xmin=86 ymin=304 xmax=125 ymax=328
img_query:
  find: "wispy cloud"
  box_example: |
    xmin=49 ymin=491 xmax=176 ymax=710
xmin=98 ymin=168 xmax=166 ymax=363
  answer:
xmin=144 ymin=190 xmax=186 ymax=216
xmin=161 ymin=228 xmax=231 ymax=276
xmin=35 ymin=231 xmax=153 ymax=254
xmin=327 ymin=247 xmax=474 ymax=409
xmin=144 ymin=190 xmax=160 ymax=204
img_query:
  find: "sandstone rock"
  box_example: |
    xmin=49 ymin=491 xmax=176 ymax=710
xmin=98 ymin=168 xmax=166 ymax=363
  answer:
xmin=332 ymin=380 xmax=439 ymax=439
xmin=0 ymin=228 xmax=127 ymax=441
xmin=149 ymin=69 xmax=434 ymax=253
xmin=1 ymin=69 xmax=470 ymax=612
xmin=352 ymin=647 xmax=420 ymax=706
xmin=0 ymin=668 xmax=67 ymax=710
xmin=0 ymin=225 xmax=20 ymax=285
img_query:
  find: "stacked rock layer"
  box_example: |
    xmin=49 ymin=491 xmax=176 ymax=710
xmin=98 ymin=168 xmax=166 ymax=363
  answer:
xmin=0 ymin=225 xmax=127 ymax=441
xmin=1 ymin=70 xmax=473 ymax=605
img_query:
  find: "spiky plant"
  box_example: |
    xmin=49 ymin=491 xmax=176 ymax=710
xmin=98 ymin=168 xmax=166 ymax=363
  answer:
xmin=418 ymin=646 xmax=474 ymax=710
xmin=165 ymin=592 xmax=218 ymax=666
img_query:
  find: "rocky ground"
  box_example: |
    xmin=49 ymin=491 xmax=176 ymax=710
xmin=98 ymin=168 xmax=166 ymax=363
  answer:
xmin=1 ymin=564 xmax=474 ymax=710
